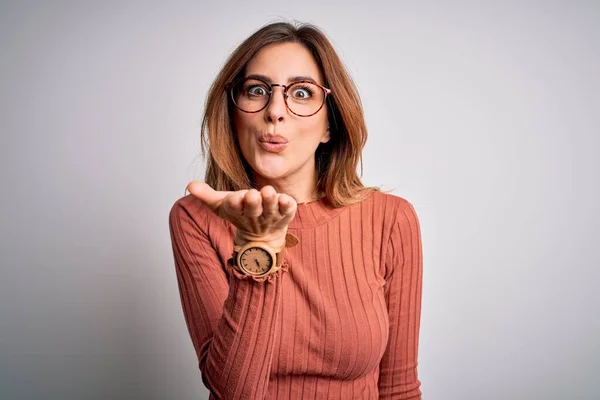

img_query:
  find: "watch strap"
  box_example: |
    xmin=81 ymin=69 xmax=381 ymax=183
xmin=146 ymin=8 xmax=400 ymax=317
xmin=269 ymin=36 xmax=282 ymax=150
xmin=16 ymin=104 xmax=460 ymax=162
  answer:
xmin=232 ymin=232 xmax=298 ymax=275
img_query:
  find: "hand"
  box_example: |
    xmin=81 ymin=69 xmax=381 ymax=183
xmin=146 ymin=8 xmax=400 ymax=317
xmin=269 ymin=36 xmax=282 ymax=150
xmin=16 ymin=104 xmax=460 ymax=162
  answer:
xmin=186 ymin=182 xmax=297 ymax=248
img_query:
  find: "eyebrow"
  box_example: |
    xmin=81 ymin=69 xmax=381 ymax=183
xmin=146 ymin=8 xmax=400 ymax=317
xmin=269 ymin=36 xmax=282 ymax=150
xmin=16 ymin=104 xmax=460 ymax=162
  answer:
xmin=245 ymin=74 xmax=320 ymax=85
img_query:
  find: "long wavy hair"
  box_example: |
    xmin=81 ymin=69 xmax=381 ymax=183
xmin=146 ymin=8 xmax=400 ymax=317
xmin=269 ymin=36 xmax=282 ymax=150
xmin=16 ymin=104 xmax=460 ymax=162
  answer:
xmin=199 ymin=21 xmax=380 ymax=207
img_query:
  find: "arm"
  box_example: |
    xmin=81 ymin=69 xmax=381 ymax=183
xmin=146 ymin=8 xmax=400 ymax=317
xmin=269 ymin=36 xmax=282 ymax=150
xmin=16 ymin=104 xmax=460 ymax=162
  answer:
xmin=378 ymin=199 xmax=424 ymax=399
xmin=169 ymin=198 xmax=285 ymax=399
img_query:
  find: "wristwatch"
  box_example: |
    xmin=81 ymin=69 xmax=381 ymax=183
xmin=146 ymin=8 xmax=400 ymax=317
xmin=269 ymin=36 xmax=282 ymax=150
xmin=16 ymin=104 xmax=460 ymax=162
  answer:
xmin=231 ymin=233 xmax=299 ymax=277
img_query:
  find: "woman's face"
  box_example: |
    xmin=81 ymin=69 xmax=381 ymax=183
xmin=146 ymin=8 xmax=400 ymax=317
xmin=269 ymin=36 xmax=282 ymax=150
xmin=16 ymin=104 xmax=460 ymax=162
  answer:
xmin=232 ymin=42 xmax=330 ymax=185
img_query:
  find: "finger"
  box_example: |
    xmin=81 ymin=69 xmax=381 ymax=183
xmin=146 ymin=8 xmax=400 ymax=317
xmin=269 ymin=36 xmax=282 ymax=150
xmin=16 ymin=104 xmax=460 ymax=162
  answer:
xmin=261 ymin=186 xmax=278 ymax=217
xmin=187 ymin=181 xmax=229 ymax=213
xmin=243 ymin=189 xmax=263 ymax=218
xmin=278 ymin=193 xmax=297 ymax=217
xmin=222 ymin=190 xmax=246 ymax=217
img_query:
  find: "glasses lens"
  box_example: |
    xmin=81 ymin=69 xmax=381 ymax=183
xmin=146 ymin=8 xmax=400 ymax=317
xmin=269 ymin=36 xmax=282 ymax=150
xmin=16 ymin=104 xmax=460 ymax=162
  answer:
xmin=230 ymin=79 xmax=327 ymax=116
xmin=231 ymin=78 xmax=270 ymax=112
xmin=286 ymin=82 xmax=325 ymax=116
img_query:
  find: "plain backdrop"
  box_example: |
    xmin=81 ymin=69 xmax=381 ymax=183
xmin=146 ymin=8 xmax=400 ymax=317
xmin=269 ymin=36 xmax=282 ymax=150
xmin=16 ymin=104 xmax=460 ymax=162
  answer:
xmin=1 ymin=1 xmax=598 ymax=399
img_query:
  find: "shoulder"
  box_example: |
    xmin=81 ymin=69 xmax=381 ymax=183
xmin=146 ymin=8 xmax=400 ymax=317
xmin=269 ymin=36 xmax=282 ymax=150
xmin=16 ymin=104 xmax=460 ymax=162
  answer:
xmin=374 ymin=193 xmax=423 ymax=270
xmin=168 ymin=194 xmax=227 ymax=235
xmin=367 ymin=191 xmax=419 ymax=222
xmin=365 ymin=192 xmax=422 ymax=250
xmin=169 ymin=193 xmax=211 ymax=221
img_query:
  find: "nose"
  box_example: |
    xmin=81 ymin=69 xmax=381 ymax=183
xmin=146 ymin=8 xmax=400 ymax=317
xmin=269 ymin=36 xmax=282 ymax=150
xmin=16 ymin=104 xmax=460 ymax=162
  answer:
xmin=264 ymin=85 xmax=287 ymax=123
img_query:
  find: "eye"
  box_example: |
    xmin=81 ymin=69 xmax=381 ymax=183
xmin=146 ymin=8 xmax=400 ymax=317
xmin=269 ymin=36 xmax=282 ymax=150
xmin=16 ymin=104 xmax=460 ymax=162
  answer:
xmin=246 ymin=84 xmax=269 ymax=97
xmin=290 ymin=85 xmax=314 ymax=100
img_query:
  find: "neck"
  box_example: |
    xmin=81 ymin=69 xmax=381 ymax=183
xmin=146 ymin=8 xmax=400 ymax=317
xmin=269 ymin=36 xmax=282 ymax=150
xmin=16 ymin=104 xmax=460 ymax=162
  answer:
xmin=252 ymin=166 xmax=322 ymax=204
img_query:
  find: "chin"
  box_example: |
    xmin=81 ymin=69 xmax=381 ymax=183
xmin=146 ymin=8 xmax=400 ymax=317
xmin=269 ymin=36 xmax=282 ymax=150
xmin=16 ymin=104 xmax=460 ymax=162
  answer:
xmin=249 ymin=152 xmax=290 ymax=179
xmin=253 ymin=165 xmax=290 ymax=181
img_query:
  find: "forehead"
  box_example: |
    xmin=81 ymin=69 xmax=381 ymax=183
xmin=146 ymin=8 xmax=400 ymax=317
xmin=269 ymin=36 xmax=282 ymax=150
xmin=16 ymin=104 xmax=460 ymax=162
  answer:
xmin=244 ymin=42 xmax=324 ymax=84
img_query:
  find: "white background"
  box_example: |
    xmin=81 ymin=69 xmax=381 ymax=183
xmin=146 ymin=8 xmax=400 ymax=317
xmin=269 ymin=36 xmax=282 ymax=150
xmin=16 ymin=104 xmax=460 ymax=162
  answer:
xmin=1 ymin=1 xmax=598 ymax=399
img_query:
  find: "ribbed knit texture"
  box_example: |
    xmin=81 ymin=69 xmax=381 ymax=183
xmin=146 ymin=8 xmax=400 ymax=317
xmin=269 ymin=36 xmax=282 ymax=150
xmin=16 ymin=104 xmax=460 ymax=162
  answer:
xmin=169 ymin=191 xmax=423 ymax=399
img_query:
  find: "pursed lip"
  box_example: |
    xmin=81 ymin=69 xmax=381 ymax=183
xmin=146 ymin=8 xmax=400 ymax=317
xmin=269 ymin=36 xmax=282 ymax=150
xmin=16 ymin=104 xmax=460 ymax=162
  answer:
xmin=259 ymin=133 xmax=289 ymax=144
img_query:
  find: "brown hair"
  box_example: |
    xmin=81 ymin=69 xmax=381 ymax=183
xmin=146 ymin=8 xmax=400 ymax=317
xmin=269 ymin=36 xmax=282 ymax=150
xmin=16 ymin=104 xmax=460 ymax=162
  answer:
xmin=200 ymin=21 xmax=380 ymax=207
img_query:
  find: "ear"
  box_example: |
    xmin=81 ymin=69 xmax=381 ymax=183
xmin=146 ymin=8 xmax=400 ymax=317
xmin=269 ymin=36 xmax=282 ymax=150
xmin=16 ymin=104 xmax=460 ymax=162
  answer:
xmin=320 ymin=126 xmax=331 ymax=144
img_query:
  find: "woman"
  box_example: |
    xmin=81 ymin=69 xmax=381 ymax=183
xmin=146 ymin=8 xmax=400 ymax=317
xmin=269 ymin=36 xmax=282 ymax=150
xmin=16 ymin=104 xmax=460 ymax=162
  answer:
xmin=169 ymin=21 xmax=423 ymax=399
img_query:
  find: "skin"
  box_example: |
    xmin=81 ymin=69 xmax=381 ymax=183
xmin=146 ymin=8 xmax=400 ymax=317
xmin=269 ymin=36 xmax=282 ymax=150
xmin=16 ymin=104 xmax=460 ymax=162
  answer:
xmin=233 ymin=41 xmax=331 ymax=204
xmin=188 ymin=42 xmax=330 ymax=247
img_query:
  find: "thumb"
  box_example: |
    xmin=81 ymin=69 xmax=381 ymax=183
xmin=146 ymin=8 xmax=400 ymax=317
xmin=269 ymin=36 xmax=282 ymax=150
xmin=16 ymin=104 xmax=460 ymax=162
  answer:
xmin=187 ymin=181 xmax=229 ymax=213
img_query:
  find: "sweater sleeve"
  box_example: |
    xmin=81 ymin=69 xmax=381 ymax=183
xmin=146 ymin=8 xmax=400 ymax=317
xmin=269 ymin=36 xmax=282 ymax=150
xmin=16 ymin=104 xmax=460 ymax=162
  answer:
xmin=168 ymin=199 xmax=285 ymax=399
xmin=378 ymin=200 xmax=423 ymax=399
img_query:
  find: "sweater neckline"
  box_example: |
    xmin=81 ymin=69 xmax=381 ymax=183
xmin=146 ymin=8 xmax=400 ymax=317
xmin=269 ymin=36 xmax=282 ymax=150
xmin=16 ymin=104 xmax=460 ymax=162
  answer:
xmin=288 ymin=197 xmax=345 ymax=229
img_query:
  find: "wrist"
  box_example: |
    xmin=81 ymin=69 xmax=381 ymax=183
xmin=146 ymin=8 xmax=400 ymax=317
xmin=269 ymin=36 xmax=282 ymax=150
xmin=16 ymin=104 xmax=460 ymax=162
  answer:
xmin=234 ymin=230 xmax=287 ymax=249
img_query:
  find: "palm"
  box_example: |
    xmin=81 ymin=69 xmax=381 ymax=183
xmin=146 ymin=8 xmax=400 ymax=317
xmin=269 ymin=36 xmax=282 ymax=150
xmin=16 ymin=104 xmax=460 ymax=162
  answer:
xmin=187 ymin=181 xmax=297 ymax=245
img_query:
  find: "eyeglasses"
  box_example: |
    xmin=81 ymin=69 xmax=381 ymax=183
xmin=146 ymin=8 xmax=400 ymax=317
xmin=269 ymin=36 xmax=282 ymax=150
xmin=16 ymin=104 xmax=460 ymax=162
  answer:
xmin=226 ymin=77 xmax=332 ymax=117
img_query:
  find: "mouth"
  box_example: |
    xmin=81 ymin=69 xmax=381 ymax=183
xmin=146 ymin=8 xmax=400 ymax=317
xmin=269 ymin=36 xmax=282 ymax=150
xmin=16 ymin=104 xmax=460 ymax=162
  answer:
xmin=259 ymin=133 xmax=288 ymax=144
xmin=258 ymin=140 xmax=287 ymax=153
xmin=258 ymin=133 xmax=288 ymax=153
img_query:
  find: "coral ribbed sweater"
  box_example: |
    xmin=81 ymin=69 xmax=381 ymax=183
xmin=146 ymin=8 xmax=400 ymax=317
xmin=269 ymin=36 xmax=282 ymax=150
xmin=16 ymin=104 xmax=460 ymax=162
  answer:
xmin=168 ymin=191 xmax=423 ymax=399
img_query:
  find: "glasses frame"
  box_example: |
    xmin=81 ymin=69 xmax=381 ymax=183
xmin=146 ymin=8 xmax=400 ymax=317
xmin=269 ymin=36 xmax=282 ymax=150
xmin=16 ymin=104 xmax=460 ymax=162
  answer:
xmin=225 ymin=77 xmax=332 ymax=117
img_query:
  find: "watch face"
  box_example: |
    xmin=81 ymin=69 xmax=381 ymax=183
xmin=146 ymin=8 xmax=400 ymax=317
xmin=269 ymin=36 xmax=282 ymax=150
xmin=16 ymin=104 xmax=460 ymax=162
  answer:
xmin=240 ymin=247 xmax=273 ymax=275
